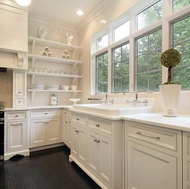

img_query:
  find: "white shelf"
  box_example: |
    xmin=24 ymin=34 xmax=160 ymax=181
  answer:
xmin=28 ymin=54 xmax=82 ymax=65
xmin=28 ymin=89 xmax=82 ymax=102
xmin=28 ymin=36 xmax=82 ymax=51
xmin=27 ymin=71 xmax=82 ymax=78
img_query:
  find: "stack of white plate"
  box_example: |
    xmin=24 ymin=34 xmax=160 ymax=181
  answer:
xmin=46 ymin=85 xmax=59 ymax=90
xmin=31 ymin=84 xmax=44 ymax=90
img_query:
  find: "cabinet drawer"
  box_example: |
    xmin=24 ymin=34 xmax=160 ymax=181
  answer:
xmin=126 ymin=121 xmax=180 ymax=151
xmin=30 ymin=109 xmax=61 ymax=118
xmin=62 ymin=110 xmax=71 ymax=117
xmin=6 ymin=111 xmax=27 ymax=120
xmin=72 ymin=113 xmax=86 ymax=126
xmin=88 ymin=117 xmax=112 ymax=135
xmin=15 ymin=98 xmax=25 ymax=106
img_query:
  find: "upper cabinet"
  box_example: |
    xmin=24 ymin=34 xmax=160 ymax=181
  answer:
xmin=0 ymin=2 xmax=28 ymax=69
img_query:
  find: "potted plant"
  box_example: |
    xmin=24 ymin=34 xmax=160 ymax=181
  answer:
xmin=159 ymin=48 xmax=181 ymax=117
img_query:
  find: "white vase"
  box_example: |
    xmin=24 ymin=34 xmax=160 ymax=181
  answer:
xmin=159 ymin=84 xmax=181 ymax=117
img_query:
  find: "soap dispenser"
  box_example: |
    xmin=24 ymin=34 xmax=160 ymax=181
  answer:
xmin=50 ymin=94 xmax=58 ymax=106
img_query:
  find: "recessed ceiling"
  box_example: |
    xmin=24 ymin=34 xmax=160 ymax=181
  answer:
xmin=29 ymin=0 xmax=103 ymax=26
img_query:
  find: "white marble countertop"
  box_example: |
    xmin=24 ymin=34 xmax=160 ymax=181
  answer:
xmin=4 ymin=105 xmax=73 ymax=111
xmin=123 ymin=113 xmax=190 ymax=132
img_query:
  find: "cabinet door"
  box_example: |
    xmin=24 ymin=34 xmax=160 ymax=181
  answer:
xmin=71 ymin=124 xmax=87 ymax=164
xmin=30 ymin=119 xmax=46 ymax=147
xmin=13 ymin=71 xmax=26 ymax=107
xmin=46 ymin=118 xmax=61 ymax=144
xmin=127 ymin=141 xmax=178 ymax=189
xmin=62 ymin=116 xmax=71 ymax=147
xmin=183 ymin=132 xmax=190 ymax=189
xmin=88 ymin=131 xmax=112 ymax=186
xmin=0 ymin=4 xmax=28 ymax=51
xmin=7 ymin=121 xmax=27 ymax=152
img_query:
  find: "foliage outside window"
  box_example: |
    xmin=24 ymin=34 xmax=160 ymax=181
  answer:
xmin=97 ymin=34 xmax=108 ymax=50
xmin=137 ymin=0 xmax=163 ymax=30
xmin=136 ymin=29 xmax=162 ymax=91
xmin=171 ymin=16 xmax=190 ymax=89
xmin=112 ymin=43 xmax=130 ymax=92
xmin=172 ymin=0 xmax=190 ymax=12
xmin=114 ymin=21 xmax=130 ymax=42
xmin=96 ymin=52 xmax=108 ymax=92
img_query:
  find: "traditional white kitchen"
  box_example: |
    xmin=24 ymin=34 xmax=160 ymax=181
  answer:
xmin=0 ymin=0 xmax=190 ymax=189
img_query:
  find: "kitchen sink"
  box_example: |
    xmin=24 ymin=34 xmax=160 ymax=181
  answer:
xmin=72 ymin=103 xmax=153 ymax=116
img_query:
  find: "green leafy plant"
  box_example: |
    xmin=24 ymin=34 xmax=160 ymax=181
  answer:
xmin=160 ymin=48 xmax=181 ymax=84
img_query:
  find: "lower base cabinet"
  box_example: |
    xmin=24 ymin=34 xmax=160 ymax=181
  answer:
xmin=69 ymin=112 xmax=124 ymax=189
xmin=30 ymin=109 xmax=61 ymax=148
xmin=125 ymin=121 xmax=182 ymax=189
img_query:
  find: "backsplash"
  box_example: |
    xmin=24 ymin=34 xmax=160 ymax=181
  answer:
xmin=0 ymin=70 xmax=13 ymax=108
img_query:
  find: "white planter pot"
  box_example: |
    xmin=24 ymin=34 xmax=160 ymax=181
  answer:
xmin=159 ymin=84 xmax=181 ymax=117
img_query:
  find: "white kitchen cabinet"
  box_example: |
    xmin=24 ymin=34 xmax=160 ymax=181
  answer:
xmin=88 ymin=131 xmax=112 ymax=186
xmin=69 ymin=112 xmax=124 ymax=189
xmin=0 ymin=2 xmax=28 ymax=69
xmin=62 ymin=109 xmax=71 ymax=148
xmin=30 ymin=109 xmax=61 ymax=148
xmin=4 ymin=110 xmax=29 ymax=160
xmin=27 ymin=36 xmax=83 ymax=102
xmin=125 ymin=121 xmax=182 ymax=189
xmin=13 ymin=70 xmax=27 ymax=107
xmin=183 ymin=131 xmax=190 ymax=189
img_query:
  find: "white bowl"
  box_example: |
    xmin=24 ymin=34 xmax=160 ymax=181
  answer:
xmin=61 ymin=85 xmax=69 ymax=90
xmin=46 ymin=85 xmax=59 ymax=90
xmin=31 ymin=84 xmax=44 ymax=90
xmin=70 ymin=85 xmax=77 ymax=90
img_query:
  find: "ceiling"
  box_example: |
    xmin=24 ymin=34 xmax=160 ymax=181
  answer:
xmin=28 ymin=0 xmax=107 ymax=27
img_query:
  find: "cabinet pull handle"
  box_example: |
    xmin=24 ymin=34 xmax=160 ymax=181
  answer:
xmin=45 ymin=113 xmax=48 ymax=115
xmin=95 ymin=124 xmax=100 ymax=127
xmin=96 ymin=139 xmax=100 ymax=143
xmin=15 ymin=115 xmax=18 ymax=117
xmin=136 ymin=131 xmax=160 ymax=140
xmin=75 ymin=130 xmax=79 ymax=133
xmin=10 ymin=123 xmax=22 ymax=126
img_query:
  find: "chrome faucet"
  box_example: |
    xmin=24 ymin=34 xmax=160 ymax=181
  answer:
xmin=126 ymin=91 xmax=148 ymax=105
xmin=101 ymin=94 xmax=114 ymax=104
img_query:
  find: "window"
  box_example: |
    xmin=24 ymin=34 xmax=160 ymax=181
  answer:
xmin=114 ymin=21 xmax=130 ymax=42
xmin=137 ymin=0 xmax=163 ymax=30
xmin=97 ymin=34 xmax=108 ymax=50
xmin=173 ymin=0 xmax=190 ymax=12
xmin=112 ymin=43 xmax=130 ymax=92
xmin=135 ymin=29 xmax=162 ymax=91
xmin=171 ymin=16 xmax=190 ymax=89
xmin=96 ymin=52 xmax=108 ymax=92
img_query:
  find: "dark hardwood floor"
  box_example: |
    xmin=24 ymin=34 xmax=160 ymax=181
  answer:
xmin=0 ymin=146 xmax=101 ymax=189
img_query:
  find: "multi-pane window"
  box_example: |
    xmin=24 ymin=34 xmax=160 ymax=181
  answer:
xmin=172 ymin=0 xmax=190 ymax=12
xmin=135 ymin=29 xmax=162 ymax=91
xmin=171 ymin=15 xmax=190 ymax=89
xmin=96 ymin=52 xmax=108 ymax=92
xmin=97 ymin=34 xmax=108 ymax=50
xmin=137 ymin=0 xmax=163 ymax=30
xmin=114 ymin=21 xmax=130 ymax=42
xmin=112 ymin=43 xmax=130 ymax=92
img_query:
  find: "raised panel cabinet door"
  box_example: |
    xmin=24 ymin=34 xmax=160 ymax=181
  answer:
xmin=46 ymin=118 xmax=61 ymax=144
xmin=30 ymin=119 xmax=46 ymax=147
xmin=14 ymin=71 xmax=26 ymax=96
xmin=183 ymin=132 xmax=190 ymax=189
xmin=127 ymin=141 xmax=178 ymax=189
xmin=62 ymin=116 xmax=70 ymax=147
xmin=0 ymin=4 xmax=28 ymax=51
xmin=7 ymin=121 xmax=27 ymax=152
xmin=71 ymin=125 xmax=80 ymax=158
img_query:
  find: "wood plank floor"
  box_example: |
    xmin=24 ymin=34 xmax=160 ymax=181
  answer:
xmin=0 ymin=146 xmax=101 ymax=189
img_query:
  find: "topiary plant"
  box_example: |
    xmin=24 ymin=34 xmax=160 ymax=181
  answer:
xmin=160 ymin=48 xmax=181 ymax=84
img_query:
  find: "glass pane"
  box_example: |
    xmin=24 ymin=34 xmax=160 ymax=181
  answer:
xmin=172 ymin=16 xmax=190 ymax=90
xmin=173 ymin=0 xmax=190 ymax=12
xmin=136 ymin=29 xmax=162 ymax=91
xmin=137 ymin=0 xmax=163 ymax=30
xmin=114 ymin=21 xmax=130 ymax=42
xmin=112 ymin=43 xmax=130 ymax=93
xmin=97 ymin=34 xmax=108 ymax=50
xmin=96 ymin=52 xmax=108 ymax=92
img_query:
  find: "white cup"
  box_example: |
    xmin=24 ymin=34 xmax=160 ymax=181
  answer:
xmin=70 ymin=85 xmax=77 ymax=91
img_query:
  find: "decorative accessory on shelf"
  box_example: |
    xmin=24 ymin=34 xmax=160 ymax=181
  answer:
xmin=65 ymin=32 xmax=73 ymax=45
xmin=37 ymin=25 xmax=48 ymax=39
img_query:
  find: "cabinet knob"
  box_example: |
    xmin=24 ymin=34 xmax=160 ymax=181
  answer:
xmin=95 ymin=124 xmax=100 ymax=127
xmin=76 ymin=118 xmax=79 ymax=121
xmin=15 ymin=115 xmax=18 ymax=117
xmin=45 ymin=113 xmax=48 ymax=115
